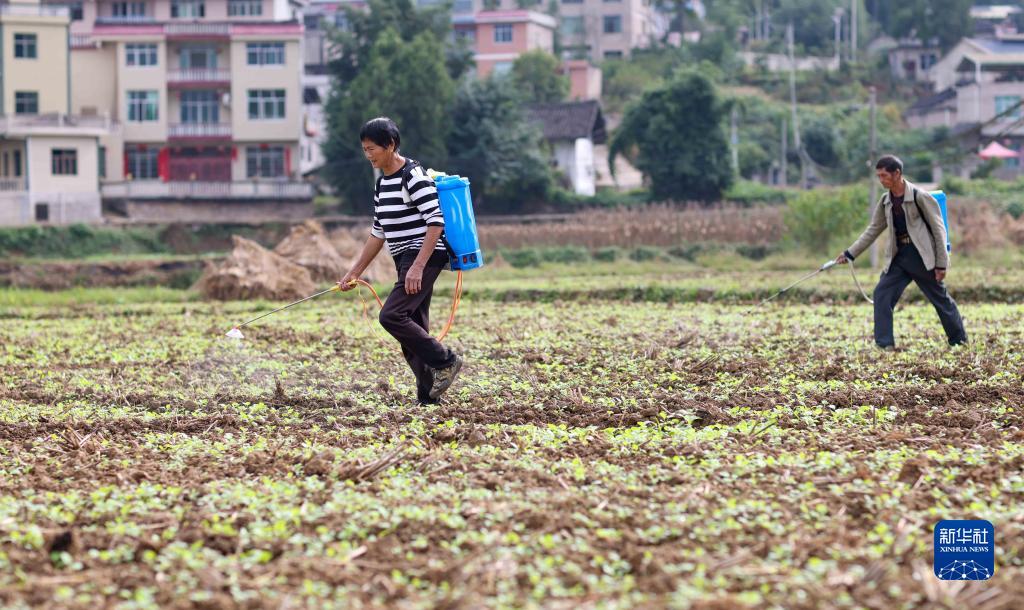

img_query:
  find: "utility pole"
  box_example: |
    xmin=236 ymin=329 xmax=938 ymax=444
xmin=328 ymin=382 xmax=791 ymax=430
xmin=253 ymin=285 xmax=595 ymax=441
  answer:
xmin=780 ymin=116 xmax=788 ymax=187
xmin=869 ymin=86 xmax=879 ymax=268
xmin=754 ymin=0 xmax=762 ymax=41
xmin=730 ymin=104 xmax=739 ymax=175
xmin=832 ymin=9 xmax=842 ymax=69
xmin=787 ymin=23 xmax=806 ymax=188
xmin=850 ymin=0 xmax=858 ymax=63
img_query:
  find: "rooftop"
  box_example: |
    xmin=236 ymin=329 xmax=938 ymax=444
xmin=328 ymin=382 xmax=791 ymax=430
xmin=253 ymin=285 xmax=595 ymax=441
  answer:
xmin=527 ymin=100 xmax=606 ymax=144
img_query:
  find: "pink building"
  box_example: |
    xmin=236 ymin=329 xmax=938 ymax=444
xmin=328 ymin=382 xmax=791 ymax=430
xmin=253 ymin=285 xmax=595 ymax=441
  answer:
xmin=454 ymin=10 xmax=555 ymax=79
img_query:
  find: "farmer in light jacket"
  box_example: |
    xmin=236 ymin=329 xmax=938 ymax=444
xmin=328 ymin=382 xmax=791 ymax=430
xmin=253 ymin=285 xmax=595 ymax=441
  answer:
xmin=835 ymin=155 xmax=967 ymax=350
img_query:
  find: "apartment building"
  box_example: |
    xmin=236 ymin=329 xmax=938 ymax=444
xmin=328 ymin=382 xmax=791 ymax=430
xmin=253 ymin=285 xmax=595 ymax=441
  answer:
xmin=61 ymin=0 xmax=311 ymax=222
xmin=0 ymin=0 xmax=110 ymax=226
xmin=450 ymin=0 xmax=662 ymax=62
xmin=454 ymin=9 xmax=555 ymax=78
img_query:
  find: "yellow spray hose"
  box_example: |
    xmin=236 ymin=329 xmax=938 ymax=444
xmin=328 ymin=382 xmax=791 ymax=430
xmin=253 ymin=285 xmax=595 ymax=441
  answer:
xmin=345 ymin=270 xmax=464 ymax=342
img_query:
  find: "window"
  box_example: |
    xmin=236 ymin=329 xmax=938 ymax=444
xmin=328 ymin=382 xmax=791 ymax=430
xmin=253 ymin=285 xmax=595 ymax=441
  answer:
xmin=98 ymin=146 xmax=107 ymax=179
xmin=112 ymin=2 xmax=146 ymax=18
xmin=126 ymin=43 xmax=158 ymax=66
xmin=181 ymin=90 xmax=220 ymax=123
xmin=171 ymin=0 xmax=205 ymax=18
xmin=127 ymin=91 xmax=159 ymax=121
xmin=179 ymin=44 xmax=217 ymax=69
xmin=492 ymin=61 xmax=513 ymax=76
xmin=14 ymin=34 xmax=37 ymax=59
xmin=603 ymin=50 xmax=624 ymax=59
xmin=1005 ymin=143 xmax=1021 ymax=169
xmin=247 ymin=90 xmax=286 ymax=119
xmin=561 ymin=0 xmax=583 ymax=4
xmin=69 ymin=2 xmax=84 ymax=20
xmin=2 ymin=154 xmax=8 ymax=177
xmin=455 ymin=28 xmax=476 ymax=43
xmin=127 ymin=147 xmax=159 ymax=179
xmin=15 ymin=92 xmax=38 ymax=115
xmin=560 ymin=16 xmax=583 ymax=36
xmin=603 ymin=15 xmax=622 ymax=34
xmin=52 ymin=149 xmax=78 ymax=176
xmin=35 ymin=203 xmax=49 ymax=223
xmin=453 ymin=0 xmax=472 ymax=12
xmin=494 ymin=24 xmax=512 ymax=43
xmin=13 ymin=151 xmax=22 ymax=177
xmin=246 ymin=146 xmax=286 ymax=178
xmin=228 ymin=0 xmax=262 ymax=16
xmin=996 ymin=95 xmax=1022 ymax=120
xmin=247 ymin=42 xmax=285 ymax=66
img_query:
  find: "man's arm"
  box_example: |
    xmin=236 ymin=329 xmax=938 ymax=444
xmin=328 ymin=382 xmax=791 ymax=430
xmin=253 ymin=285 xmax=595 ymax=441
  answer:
xmin=403 ymin=226 xmax=444 ymax=295
xmin=403 ymin=166 xmax=446 ymax=294
xmin=838 ymin=196 xmax=886 ymax=263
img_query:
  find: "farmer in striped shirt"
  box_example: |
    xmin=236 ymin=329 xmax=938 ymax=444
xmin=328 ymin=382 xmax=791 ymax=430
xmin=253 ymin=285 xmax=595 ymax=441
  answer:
xmin=339 ymin=117 xmax=464 ymax=404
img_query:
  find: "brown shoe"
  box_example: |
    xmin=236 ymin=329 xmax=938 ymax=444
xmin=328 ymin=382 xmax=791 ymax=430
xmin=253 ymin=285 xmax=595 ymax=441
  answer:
xmin=429 ymin=354 xmax=463 ymax=400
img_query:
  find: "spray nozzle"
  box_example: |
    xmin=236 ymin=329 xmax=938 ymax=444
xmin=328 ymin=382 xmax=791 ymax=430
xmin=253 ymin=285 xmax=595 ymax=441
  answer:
xmin=820 ymin=260 xmax=838 ymax=271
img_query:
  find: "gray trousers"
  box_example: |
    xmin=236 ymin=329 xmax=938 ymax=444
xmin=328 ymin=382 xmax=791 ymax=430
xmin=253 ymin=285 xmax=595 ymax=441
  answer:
xmin=873 ymin=244 xmax=967 ymax=348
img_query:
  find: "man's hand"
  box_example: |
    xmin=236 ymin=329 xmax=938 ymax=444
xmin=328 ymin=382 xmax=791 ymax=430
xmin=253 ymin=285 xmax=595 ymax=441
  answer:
xmin=835 ymin=253 xmax=849 ymax=265
xmin=935 ymin=268 xmax=946 ymax=283
xmin=338 ymin=270 xmax=359 ymax=291
xmin=405 ymin=263 xmax=424 ymax=294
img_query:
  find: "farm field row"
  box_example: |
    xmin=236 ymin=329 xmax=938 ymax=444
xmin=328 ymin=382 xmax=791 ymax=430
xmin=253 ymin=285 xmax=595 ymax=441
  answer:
xmin=0 ymin=294 xmax=1022 ymax=608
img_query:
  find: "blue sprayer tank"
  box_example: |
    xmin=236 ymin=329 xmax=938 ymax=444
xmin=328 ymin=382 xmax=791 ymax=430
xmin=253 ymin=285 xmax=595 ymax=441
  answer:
xmin=435 ymin=175 xmax=484 ymax=270
xmin=929 ymin=190 xmax=952 ymax=253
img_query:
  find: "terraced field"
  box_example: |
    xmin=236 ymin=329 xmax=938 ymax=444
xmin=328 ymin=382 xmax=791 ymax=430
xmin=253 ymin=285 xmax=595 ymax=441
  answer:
xmin=1 ymin=268 xmax=1022 ymax=608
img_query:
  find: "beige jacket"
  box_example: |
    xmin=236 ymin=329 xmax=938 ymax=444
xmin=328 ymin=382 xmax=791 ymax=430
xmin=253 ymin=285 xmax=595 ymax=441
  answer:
xmin=846 ymin=180 xmax=950 ymax=273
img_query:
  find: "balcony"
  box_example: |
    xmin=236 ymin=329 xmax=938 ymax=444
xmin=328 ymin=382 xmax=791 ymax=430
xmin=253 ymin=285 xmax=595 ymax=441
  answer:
xmin=0 ymin=113 xmax=116 ymax=137
xmin=0 ymin=178 xmax=26 ymax=193
xmin=70 ymin=34 xmax=96 ymax=49
xmin=102 ymin=181 xmax=313 ymax=200
xmin=168 ymin=68 xmax=230 ymax=86
xmin=0 ymin=5 xmax=69 ymax=18
xmin=165 ymin=22 xmax=230 ymax=39
xmin=95 ymin=16 xmax=156 ymax=25
xmin=168 ymin=123 xmax=232 ymax=140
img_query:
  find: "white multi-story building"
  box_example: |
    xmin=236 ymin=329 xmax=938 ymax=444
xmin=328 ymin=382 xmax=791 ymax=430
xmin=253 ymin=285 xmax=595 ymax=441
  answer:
xmin=0 ymin=0 xmax=113 ymax=226
xmin=54 ymin=0 xmax=313 ymax=222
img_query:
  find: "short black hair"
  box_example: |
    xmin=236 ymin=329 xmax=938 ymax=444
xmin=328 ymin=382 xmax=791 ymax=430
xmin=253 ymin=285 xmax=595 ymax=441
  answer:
xmin=359 ymin=117 xmax=400 ymax=151
xmin=875 ymin=155 xmax=903 ymax=174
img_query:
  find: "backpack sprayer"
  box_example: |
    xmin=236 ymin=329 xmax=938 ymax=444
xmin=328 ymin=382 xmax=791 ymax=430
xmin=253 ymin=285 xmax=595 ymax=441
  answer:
xmin=747 ymin=190 xmax=951 ymax=312
xmin=225 ymin=173 xmax=483 ymax=340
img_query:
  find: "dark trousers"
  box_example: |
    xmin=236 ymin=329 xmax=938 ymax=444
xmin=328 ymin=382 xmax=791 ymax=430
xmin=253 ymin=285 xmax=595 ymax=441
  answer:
xmin=873 ymin=244 xmax=967 ymax=348
xmin=379 ymin=250 xmax=455 ymax=402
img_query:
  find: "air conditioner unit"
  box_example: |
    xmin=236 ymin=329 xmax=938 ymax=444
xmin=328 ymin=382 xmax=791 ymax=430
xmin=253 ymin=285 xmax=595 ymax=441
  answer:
xmin=221 ymin=92 xmax=231 ymax=107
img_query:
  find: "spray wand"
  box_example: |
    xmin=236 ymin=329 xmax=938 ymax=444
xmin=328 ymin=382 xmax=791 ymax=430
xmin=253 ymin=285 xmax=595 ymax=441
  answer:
xmin=745 ymin=258 xmax=873 ymax=314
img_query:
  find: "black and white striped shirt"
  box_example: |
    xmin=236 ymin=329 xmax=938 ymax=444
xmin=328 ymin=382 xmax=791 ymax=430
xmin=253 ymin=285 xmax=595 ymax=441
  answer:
xmin=371 ymin=160 xmax=446 ymax=257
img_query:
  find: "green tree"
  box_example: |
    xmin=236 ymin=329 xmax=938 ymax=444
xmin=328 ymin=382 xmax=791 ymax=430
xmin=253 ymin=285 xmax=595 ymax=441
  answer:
xmin=510 ymin=50 xmax=569 ymax=104
xmin=609 ymin=69 xmax=734 ymax=202
xmin=867 ymin=0 xmax=972 ymax=51
xmin=784 ymin=184 xmax=869 ymax=253
xmin=323 ymin=28 xmax=454 ymax=209
xmin=329 ymin=0 xmax=472 ymax=87
xmin=445 ymin=77 xmax=552 ymax=212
